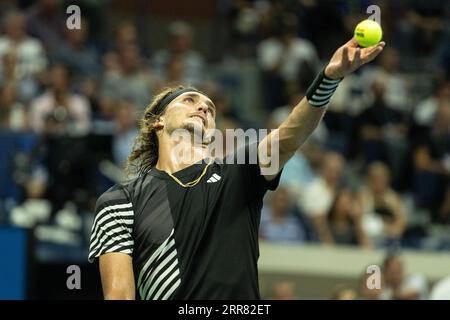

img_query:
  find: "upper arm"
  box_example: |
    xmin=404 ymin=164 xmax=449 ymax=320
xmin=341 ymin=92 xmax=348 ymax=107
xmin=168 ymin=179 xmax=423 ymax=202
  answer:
xmin=88 ymin=189 xmax=134 ymax=263
xmin=100 ymin=252 xmax=135 ymax=300
xmin=89 ymin=187 xmax=136 ymax=298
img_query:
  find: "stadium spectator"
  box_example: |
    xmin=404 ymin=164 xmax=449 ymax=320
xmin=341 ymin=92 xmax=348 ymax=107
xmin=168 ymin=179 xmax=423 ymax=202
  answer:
xmin=51 ymin=17 xmax=100 ymax=83
xmin=0 ymin=82 xmax=27 ymax=131
xmin=260 ymin=187 xmax=306 ymax=243
xmin=100 ymin=43 xmax=159 ymax=114
xmin=356 ymin=77 xmax=409 ymax=188
xmin=0 ymin=10 xmax=47 ymax=79
xmin=29 ymin=64 xmax=91 ymax=135
xmin=413 ymin=81 xmax=450 ymax=129
xmin=25 ymin=0 xmax=66 ymax=53
xmin=112 ymin=21 xmax=139 ymax=55
xmin=327 ymin=188 xmax=369 ymax=247
xmin=257 ymin=12 xmax=319 ymax=110
xmin=413 ymin=102 xmax=450 ymax=223
xmin=363 ymin=48 xmax=409 ymax=113
xmin=153 ymin=21 xmax=205 ymax=87
xmin=359 ymin=162 xmax=407 ymax=247
xmin=300 ymin=152 xmax=344 ymax=244
xmin=0 ymin=11 xmax=46 ymax=102
xmin=380 ymin=253 xmax=428 ymax=300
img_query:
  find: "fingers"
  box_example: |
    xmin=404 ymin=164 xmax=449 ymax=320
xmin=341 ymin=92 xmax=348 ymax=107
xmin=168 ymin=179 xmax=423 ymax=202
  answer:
xmin=360 ymin=41 xmax=386 ymax=63
xmin=345 ymin=37 xmax=359 ymax=48
xmin=354 ymin=47 xmax=361 ymax=66
xmin=363 ymin=45 xmax=385 ymax=63
xmin=341 ymin=46 xmax=350 ymax=68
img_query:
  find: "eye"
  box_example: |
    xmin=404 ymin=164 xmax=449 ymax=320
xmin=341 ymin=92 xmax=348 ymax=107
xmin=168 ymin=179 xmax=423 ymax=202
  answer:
xmin=184 ymin=97 xmax=194 ymax=103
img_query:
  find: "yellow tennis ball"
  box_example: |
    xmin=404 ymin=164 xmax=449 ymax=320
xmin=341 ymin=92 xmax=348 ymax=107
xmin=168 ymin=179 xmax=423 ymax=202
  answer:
xmin=354 ymin=19 xmax=383 ymax=47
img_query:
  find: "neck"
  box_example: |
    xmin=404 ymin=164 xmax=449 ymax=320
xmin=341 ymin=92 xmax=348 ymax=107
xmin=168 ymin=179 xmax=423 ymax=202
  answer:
xmin=155 ymin=132 xmax=208 ymax=174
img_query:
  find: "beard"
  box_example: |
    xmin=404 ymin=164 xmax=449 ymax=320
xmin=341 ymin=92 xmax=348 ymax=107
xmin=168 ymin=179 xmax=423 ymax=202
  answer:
xmin=166 ymin=119 xmax=212 ymax=145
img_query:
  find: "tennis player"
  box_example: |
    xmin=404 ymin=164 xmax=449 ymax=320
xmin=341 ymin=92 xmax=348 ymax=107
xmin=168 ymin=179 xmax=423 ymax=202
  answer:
xmin=89 ymin=38 xmax=385 ymax=299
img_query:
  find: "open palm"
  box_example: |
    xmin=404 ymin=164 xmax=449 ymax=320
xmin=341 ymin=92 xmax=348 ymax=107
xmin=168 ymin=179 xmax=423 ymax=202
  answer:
xmin=325 ymin=38 xmax=385 ymax=80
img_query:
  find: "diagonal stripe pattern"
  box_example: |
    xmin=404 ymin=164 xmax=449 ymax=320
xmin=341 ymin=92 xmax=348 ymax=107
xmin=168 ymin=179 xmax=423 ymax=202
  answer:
xmin=137 ymin=229 xmax=181 ymax=300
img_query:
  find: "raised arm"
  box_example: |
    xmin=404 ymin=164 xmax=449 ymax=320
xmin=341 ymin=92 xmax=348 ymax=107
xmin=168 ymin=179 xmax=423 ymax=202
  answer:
xmin=259 ymin=38 xmax=385 ymax=180
xmin=100 ymin=252 xmax=135 ymax=300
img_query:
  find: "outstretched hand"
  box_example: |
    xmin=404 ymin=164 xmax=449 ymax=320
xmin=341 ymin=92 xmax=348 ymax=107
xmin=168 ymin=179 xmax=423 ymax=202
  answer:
xmin=324 ymin=38 xmax=385 ymax=80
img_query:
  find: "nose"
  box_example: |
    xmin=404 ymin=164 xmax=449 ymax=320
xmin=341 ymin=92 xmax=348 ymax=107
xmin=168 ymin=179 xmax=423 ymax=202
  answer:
xmin=197 ymin=102 xmax=208 ymax=114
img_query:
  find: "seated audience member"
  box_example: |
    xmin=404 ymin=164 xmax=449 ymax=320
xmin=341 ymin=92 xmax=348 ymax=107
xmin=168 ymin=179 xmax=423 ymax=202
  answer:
xmin=359 ymin=162 xmax=407 ymax=246
xmin=413 ymin=103 xmax=450 ymax=223
xmin=52 ymin=17 xmax=100 ymax=84
xmin=300 ymin=152 xmax=345 ymax=244
xmin=260 ymin=187 xmax=306 ymax=243
xmin=30 ymin=64 xmax=91 ymax=135
xmin=0 ymin=82 xmax=27 ymax=131
xmin=101 ymin=43 xmax=159 ymax=114
xmin=152 ymin=21 xmax=205 ymax=87
xmin=356 ymin=77 xmax=408 ymax=189
xmin=380 ymin=253 xmax=428 ymax=300
xmin=327 ymin=188 xmax=369 ymax=247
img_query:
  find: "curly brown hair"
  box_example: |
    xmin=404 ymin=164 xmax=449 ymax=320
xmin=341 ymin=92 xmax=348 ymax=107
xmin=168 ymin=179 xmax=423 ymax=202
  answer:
xmin=126 ymin=85 xmax=186 ymax=176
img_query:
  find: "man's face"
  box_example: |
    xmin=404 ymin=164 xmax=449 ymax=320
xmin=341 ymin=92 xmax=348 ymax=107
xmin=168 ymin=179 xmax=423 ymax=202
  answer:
xmin=161 ymin=92 xmax=216 ymax=138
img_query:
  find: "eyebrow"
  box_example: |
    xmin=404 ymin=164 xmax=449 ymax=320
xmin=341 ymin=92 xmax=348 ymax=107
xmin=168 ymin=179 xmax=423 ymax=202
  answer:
xmin=184 ymin=93 xmax=216 ymax=111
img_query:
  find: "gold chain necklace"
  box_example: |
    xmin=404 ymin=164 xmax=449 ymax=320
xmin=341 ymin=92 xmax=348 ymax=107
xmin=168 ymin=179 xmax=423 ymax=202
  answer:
xmin=166 ymin=161 xmax=211 ymax=188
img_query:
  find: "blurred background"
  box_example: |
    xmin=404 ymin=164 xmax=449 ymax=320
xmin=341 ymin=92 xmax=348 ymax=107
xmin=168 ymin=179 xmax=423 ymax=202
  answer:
xmin=0 ymin=0 xmax=449 ymax=300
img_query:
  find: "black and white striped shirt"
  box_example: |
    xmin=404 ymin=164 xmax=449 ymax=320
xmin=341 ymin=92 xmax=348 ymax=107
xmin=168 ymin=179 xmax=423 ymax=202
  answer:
xmin=89 ymin=144 xmax=281 ymax=300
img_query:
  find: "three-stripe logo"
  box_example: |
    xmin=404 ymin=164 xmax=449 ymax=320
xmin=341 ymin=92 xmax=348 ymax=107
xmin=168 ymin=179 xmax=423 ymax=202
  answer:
xmin=206 ymin=173 xmax=221 ymax=184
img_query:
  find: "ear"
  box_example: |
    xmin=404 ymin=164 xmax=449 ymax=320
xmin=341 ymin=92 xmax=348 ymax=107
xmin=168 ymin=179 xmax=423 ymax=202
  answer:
xmin=153 ymin=117 xmax=164 ymax=131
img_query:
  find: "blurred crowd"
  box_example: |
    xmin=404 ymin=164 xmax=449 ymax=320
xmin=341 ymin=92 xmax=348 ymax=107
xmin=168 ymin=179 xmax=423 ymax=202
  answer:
xmin=0 ymin=0 xmax=449 ymax=267
xmin=265 ymin=252 xmax=450 ymax=300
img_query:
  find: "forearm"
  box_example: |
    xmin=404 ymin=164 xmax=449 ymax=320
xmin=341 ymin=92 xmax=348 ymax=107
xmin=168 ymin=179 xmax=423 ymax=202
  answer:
xmin=278 ymin=97 xmax=326 ymax=155
xmin=259 ymin=37 xmax=385 ymax=177
xmin=258 ymin=96 xmax=327 ymax=180
xmin=276 ymin=65 xmax=343 ymax=161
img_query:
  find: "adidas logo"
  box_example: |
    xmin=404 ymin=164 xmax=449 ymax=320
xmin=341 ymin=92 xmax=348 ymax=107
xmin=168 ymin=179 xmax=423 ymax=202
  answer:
xmin=207 ymin=173 xmax=222 ymax=184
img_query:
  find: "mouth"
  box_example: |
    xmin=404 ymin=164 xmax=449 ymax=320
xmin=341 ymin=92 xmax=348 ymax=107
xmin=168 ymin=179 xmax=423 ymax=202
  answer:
xmin=190 ymin=115 xmax=206 ymax=126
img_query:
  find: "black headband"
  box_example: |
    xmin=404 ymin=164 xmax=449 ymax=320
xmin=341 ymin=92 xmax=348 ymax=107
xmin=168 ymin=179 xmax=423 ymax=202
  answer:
xmin=152 ymin=87 xmax=203 ymax=115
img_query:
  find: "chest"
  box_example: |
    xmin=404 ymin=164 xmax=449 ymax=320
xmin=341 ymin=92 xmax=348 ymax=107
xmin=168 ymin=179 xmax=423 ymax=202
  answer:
xmin=132 ymin=166 xmax=248 ymax=247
